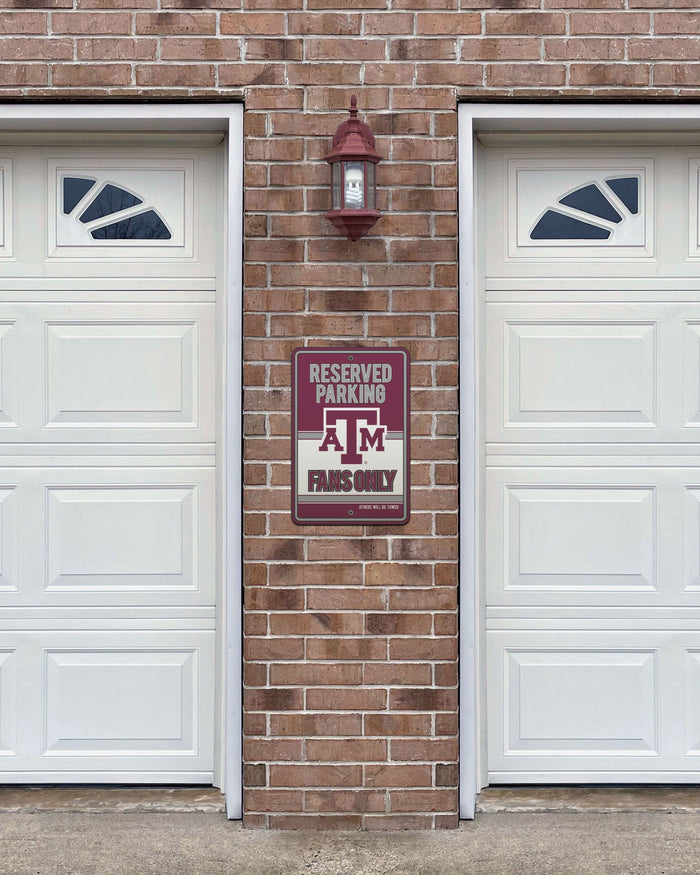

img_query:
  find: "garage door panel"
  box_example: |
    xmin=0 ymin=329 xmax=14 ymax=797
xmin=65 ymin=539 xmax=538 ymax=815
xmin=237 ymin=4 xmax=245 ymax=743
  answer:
xmin=0 ymin=467 xmax=215 ymax=608
xmin=488 ymin=631 xmax=700 ymax=777
xmin=504 ymin=321 xmax=657 ymax=427
xmin=501 ymin=484 xmax=656 ymax=593
xmin=485 ymin=303 xmax=698 ymax=444
xmin=0 ymin=631 xmax=213 ymax=776
xmin=0 ymin=649 xmax=18 ymax=757
xmin=488 ymin=469 xmax=700 ymax=606
xmin=500 ymin=646 xmax=658 ymax=756
xmin=45 ymin=484 xmax=200 ymax=595
xmin=488 ymin=633 xmax=663 ymax=774
xmin=45 ymin=320 xmax=198 ymax=428
xmin=44 ymin=647 xmax=198 ymax=755
xmin=0 ymin=303 xmax=214 ymax=443
xmin=486 ymin=468 xmax=679 ymax=605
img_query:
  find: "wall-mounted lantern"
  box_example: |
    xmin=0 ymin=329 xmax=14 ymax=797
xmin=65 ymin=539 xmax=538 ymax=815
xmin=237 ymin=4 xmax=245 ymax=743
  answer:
xmin=324 ymin=95 xmax=382 ymax=241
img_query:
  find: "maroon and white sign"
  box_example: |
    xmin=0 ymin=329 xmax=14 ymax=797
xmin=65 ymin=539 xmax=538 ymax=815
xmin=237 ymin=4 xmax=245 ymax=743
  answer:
xmin=292 ymin=347 xmax=410 ymax=525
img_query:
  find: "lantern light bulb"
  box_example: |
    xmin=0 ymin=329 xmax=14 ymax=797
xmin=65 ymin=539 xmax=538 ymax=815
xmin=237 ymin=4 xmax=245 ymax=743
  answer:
xmin=344 ymin=163 xmax=364 ymax=209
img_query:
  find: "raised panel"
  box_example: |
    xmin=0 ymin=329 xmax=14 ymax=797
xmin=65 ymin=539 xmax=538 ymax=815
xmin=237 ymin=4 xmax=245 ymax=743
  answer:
xmin=503 ymin=648 xmax=658 ymax=755
xmin=0 ymin=650 xmax=17 ymax=755
xmin=44 ymin=648 xmax=198 ymax=754
xmin=682 ymin=487 xmax=700 ymax=592
xmin=688 ymin=160 xmax=700 ymax=260
xmin=0 ymin=159 xmax=12 ymax=258
xmin=45 ymin=321 xmax=197 ymax=428
xmin=685 ymin=650 xmax=700 ymax=754
xmin=505 ymin=486 xmax=656 ymax=591
xmin=0 ymin=320 xmax=18 ymax=427
xmin=45 ymin=486 xmax=197 ymax=592
xmin=0 ymin=466 xmax=214 ymax=608
xmin=505 ymin=321 xmax=657 ymax=427
xmin=0 ymin=487 xmax=18 ymax=592
xmin=682 ymin=322 xmax=700 ymax=427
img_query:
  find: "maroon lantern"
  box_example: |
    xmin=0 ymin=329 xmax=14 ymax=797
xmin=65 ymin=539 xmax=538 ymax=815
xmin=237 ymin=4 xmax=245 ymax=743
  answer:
xmin=324 ymin=95 xmax=382 ymax=241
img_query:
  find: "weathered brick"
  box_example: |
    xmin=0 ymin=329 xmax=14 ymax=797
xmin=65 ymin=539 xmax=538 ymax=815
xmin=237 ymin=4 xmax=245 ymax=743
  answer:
xmin=569 ymin=62 xmax=650 ymax=85
xmin=655 ymin=11 xmax=700 ymax=33
xmin=76 ymin=38 xmax=156 ymax=61
xmin=390 ymin=789 xmax=457 ymax=813
xmin=416 ymin=12 xmax=480 ymax=34
xmin=135 ymin=64 xmax=216 ymax=87
xmin=271 ymin=714 xmax=363 ymax=736
xmin=485 ymin=12 xmax=566 ymax=35
xmin=288 ymin=12 xmax=360 ymax=34
xmin=245 ymin=789 xmax=303 ymax=812
xmin=0 ymin=12 xmax=47 ymax=33
xmin=271 ymin=765 xmax=363 ymax=787
xmin=569 ymin=11 xmax=651 ymax=34
xmin=306 ymin=688 xmax=387 ymax=711
xmin=135 ymin=12 xmax=216 ymax=34
xmin=52 ymin=12 xmax=132 ymax=34
xmin=461 ymin=36 xmax=540 ymax=60
xmin=487 ymin=62 xmax=566 ymax=87
xmin=365 ymin=764 xmax=433 ymax=787
xmin=307 ymin=739 xmax=387 ymax=762
xmin=52 ymin=63 xmax=130 ymax=86
xmin=390 ymin=38 xmax=457 ymax=61
xmin=304 ymin=790 xmax=386 ymax=812
xmin=0 ymin=37 xmax=72 ymax=60
xmin=544 ymin=37 xmax=625 ymax=60
xmin=160 ymin=38 xmax=241 ymax=61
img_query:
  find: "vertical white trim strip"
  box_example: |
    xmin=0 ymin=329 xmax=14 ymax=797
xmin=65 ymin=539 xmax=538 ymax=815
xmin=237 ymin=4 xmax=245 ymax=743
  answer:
xmin=458 ymin=104 xmax=477 ymax=820
xmin=225 ymin=105 xmax=244 ymax=819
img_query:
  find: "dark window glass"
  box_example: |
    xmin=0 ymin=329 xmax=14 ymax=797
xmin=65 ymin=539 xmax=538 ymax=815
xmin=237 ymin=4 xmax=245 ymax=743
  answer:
xmin=559 ymin=183 xmax=622 ymax=223
xmin=63 ymin=177 xmax=96 ymax=214
xmin=530 ymin=210 xmax=611 ymax=240
xmin=90 ymin=210 xmax=171 ymax=240
xmin=80 ymin=184 xmax=143 ymax=224
xmin=606 ymin=176 xmax=639 ymax=214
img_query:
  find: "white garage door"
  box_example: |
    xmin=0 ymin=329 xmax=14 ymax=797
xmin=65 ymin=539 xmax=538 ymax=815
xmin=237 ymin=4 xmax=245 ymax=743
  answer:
xmin=0 ymin=141 xmax=220 ymax=782
xmin=482 ymin=141 xmax=700 ymax=782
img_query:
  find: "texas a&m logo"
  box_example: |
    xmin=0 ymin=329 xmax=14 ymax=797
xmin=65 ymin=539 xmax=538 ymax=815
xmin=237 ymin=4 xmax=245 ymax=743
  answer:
xmin=318 ymin=408 xmax=385 ymax=464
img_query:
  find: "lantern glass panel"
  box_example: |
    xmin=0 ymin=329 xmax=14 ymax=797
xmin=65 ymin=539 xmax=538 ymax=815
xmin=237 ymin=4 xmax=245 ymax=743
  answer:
xmin=344 ymin=161 xmax=364 ymax=210
xmin=366 ymin=162 xmax=376 ymax=210
xmin=332 ymin=162 xmax=341 ymax=210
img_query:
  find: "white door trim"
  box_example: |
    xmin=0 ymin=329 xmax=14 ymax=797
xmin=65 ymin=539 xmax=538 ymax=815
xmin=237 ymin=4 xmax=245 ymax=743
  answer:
xmin=458 ymin=102 xmax=700 ymax=819
xmin=0 ymin=103 xmax=243 ymax=818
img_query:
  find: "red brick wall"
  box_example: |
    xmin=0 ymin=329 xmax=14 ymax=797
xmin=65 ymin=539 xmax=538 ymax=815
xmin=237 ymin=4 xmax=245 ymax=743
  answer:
xmin=4 ymin=0 xmax=694 ymax=829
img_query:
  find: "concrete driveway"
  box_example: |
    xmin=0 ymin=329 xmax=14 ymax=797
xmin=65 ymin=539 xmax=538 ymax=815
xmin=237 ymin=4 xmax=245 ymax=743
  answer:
xmin=2 ymin=809 xmax=700 ymax=875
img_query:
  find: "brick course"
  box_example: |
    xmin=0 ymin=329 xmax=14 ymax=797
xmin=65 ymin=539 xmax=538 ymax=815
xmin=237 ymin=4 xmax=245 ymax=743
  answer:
xmin=3 ymin=0 xmax=693 ymax=830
